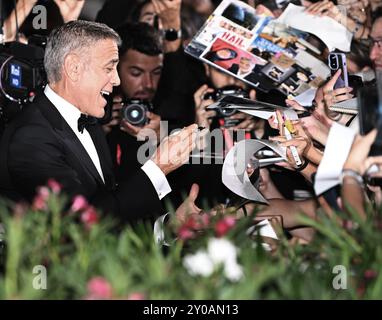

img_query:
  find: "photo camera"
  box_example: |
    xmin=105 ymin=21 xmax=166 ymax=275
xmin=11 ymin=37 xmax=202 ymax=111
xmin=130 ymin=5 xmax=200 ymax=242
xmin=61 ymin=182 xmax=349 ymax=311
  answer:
xmin=121 ymin=99 xmax=154 ymax=127
xmin=204 ymin=85 xmax=249 ymax=120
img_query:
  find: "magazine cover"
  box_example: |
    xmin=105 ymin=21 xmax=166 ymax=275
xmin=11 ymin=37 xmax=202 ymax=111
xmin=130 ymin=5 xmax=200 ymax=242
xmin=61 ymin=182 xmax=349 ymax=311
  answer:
xmin=184 ymin=0 xmax=330 ymax=98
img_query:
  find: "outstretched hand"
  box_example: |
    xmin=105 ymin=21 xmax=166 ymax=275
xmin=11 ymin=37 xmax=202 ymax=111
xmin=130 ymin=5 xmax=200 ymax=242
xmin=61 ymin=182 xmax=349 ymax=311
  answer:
xmin=54 ymin=0 xmax=86 ymax=22
xmin=175 ymin=183 xmax=203 ymax=224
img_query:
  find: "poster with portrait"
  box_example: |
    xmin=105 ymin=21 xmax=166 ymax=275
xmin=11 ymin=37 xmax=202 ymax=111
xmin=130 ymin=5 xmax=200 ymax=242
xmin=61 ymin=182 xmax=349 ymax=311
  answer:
xmin=185 ymin=0 xmax=330 ymax=98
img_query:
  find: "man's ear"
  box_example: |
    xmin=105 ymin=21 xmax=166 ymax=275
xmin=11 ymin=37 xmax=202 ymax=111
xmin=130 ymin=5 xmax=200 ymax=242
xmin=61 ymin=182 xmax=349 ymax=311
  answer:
xmin=63 ymin=53 xmax=82 ymax=82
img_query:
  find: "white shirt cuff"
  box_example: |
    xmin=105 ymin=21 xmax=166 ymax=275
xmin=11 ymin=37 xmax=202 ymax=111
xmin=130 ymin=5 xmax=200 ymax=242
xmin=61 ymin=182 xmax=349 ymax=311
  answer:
xmin=141 ymin=160 xmax=172 ymax=200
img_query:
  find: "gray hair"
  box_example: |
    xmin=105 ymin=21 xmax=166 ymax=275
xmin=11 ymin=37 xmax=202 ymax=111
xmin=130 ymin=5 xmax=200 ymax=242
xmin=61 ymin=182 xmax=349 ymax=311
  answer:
xmin=44 ymin=20 xmax=121 ymax=83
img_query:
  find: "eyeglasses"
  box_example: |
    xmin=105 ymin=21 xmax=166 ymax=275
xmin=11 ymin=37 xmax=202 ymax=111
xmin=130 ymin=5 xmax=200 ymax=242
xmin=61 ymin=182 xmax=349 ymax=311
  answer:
xmin=367 ymin=37 xmax=382 ymax=49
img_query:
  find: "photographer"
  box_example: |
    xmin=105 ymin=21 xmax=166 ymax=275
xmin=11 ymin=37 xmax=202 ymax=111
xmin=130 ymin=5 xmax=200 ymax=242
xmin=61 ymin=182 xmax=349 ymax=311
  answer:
xmin=194 ymin=65 xmax=260 ymax=134
xmin=103 ymin=22 xmax=165 ymax=182
xmin=176 ymin=66 xmax=264 ymax=207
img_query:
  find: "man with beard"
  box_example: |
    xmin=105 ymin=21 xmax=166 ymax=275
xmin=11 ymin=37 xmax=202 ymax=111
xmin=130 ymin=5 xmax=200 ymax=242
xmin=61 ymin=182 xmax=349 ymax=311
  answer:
xmin=103 ymin=22 xmax=165 ymax=181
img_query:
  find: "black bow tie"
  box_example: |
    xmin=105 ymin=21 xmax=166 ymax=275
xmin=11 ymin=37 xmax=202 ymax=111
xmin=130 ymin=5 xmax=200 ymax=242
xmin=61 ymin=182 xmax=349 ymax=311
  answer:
xmin=78 ymin=114 xmax=97 ymax=133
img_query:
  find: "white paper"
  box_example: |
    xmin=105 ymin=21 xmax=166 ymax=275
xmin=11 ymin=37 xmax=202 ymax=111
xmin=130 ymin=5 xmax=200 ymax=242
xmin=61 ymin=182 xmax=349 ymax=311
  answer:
xmin=246 ymin=219 xmax=279 ymax=240
xmin=277 ymin=4 xmax=353 ymax=52
xmin=222 ymin=139 xmax=287 ymax=204
xmin=330 ymin=98 xmax=358 ymax=114
xmin=238 ymin=107 xmax=299 ymax=121
xmin=294 ymin=50 xmax=330 ymax=80
xmin=314 ymin=123 xmax=356 ymax=195
xmin=294 ymin=88 xmax=317 ymax=107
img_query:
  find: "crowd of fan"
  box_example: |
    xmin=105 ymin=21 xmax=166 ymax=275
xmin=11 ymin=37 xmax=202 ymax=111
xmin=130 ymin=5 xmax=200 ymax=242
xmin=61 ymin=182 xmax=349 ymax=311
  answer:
xmin=1 ymin=0 xmax=382 ymax=244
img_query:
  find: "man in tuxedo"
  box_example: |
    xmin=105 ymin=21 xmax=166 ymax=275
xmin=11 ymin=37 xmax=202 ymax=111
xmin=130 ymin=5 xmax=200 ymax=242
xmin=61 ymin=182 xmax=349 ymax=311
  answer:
xmin=0 ymin=20 xmax=198 ymax=223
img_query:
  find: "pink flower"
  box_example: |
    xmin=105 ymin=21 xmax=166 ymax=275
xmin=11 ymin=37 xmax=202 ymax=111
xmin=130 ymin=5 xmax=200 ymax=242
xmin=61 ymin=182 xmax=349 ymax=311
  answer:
xmin=81 ymin=206 xmax=99 ymax=229
xmin=32 ymin=186 xmax=50 ymax=211
xmin=178 ymin=226 xmax=196 ymax=241
xmin=47 ymin=179 xmax=62 ymax=194
xmin=71 ymin=195 xmax=89 ymax=212
xmin=183 ymin=214 xmax=210 ymax=231
xmin=364 ymin=269 xmax=378 ymax=280
xmin=32 ymin=196 xmax=47 ymax=211
xmin=215 ymin=216 xmax=236 ymax=237
xmin=127 ymin=292 xmax=146 ymax=300
xmin=37 ymin=186 xmax=50 ymax=200
xmin=86 ymin=277 xmax=113 ymax=299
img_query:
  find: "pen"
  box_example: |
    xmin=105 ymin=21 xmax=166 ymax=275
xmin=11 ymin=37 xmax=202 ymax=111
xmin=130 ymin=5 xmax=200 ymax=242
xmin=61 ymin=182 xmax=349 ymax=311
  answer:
xmin=283 ymin=123 xmax=302 ymax=167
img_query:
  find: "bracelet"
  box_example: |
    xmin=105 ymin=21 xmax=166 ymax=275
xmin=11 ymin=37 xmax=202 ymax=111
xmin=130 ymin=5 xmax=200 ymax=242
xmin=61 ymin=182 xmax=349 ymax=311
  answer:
xmin=340 ymin=169 xmax=364 ymax=186
xmin=295 ymin=159 xmax=309 ymax=172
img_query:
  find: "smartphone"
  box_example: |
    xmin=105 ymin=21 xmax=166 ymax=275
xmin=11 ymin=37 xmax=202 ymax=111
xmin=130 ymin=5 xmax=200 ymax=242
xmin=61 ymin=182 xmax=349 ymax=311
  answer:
xmin=328 ymin=52 xmax=348 ymax=89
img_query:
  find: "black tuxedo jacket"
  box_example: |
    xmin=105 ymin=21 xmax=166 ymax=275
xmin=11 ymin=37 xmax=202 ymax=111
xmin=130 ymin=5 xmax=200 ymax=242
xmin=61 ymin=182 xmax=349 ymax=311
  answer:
xmin=0 ymin=93 xmax=163 ymax=223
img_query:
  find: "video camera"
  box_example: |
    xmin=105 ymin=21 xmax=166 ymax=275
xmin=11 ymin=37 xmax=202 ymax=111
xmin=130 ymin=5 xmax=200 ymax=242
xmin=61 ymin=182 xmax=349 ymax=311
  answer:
xmin=0 ymin=37 xmax=47 ymax=121
xmin=121 ymin=99 xmax=154 ymax=127
xmin=204 ymin=85 xmax=249 ymax=127
xmin=0 ymin=38 xmax=46 ymax=103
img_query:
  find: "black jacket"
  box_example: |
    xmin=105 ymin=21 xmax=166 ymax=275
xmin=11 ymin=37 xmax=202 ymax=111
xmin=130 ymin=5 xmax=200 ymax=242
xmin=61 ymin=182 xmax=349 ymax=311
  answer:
xmin=0 ymin=93 xmax=163 ymax=223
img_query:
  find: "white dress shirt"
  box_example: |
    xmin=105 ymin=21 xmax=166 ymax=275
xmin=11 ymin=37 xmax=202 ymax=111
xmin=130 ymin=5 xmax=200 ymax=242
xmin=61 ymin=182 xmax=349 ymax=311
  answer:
xmin=44 ymin=85 xmax=171 ymax=200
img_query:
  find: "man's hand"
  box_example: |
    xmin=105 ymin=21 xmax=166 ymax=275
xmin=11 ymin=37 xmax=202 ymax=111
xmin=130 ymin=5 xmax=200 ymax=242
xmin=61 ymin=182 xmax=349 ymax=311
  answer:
xmin=343 ymin=129 xmax=378 ymax=175
xmin=54 ymin=0 xmax=86 ymax=22
xmin=229 ymin=112 xmax=260 ymax=132
xmin=322 ymin=70 xmax=353 ymax=109
xmin=152 ymin=0 xmax=182 ymax=52
xmin=151 ymin=124 xmax=198 ymax=175
xmin=194 ymin=84 xmax=216 ymax=129
xmin=102 ymin=95 xmax=123 ymax=134
xmin=121 ymin=112 xmax=161 ymax=142
xmin=285 ymin=99 xmax=330 ymax=145
xmin=151 ymin=0 xmax=181 ymax=29
xmin=305 ymin=0 xmax=344 ymax=23
xmin=175 ymin=183 xmax=202 ymax=224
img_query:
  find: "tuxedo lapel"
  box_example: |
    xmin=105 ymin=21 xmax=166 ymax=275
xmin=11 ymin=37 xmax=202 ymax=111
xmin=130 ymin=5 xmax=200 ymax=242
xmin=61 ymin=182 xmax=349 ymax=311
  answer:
xmin=37 ymin=94 xmax=106 ymax=186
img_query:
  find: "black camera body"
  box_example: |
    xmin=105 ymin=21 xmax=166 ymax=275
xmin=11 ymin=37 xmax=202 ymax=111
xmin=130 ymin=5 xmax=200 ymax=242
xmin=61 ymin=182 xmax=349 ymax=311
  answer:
xmin=0 ymin=40 xmax=46 ymax=105
xmin=121 ymin=99 xmax=154 ymax=127
xmin=204 ymin=85 xmax=249 ymax=127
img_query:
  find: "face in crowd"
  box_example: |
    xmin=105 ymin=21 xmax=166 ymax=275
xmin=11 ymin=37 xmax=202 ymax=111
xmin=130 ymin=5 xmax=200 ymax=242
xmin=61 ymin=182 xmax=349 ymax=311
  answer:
xmin=370 ymin=17 xmax=382 ymax=70
xmin=118 ymin=49 xmax=163 ymax=101
xmin=205 ymin=65 xmax=247 ymax=89
xmin=139 ymin=2 xmax=156 ymax=26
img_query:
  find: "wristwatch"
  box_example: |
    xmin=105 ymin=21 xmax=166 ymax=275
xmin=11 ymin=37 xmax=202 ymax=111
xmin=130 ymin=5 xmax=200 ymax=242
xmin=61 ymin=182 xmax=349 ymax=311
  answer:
xmin=162 ymin=28 xmax=182 ymax=41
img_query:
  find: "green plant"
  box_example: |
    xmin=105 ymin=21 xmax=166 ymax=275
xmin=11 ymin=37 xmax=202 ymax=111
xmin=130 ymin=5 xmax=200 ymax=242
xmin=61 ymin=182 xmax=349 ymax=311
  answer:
xmin=0 ymin=181 xmax=381 ymax=299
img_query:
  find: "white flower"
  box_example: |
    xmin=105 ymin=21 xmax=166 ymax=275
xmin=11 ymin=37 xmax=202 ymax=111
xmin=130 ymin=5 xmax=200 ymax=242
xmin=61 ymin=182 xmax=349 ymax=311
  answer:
xmin=183 ymin=250 xmax=214 ymax=277
xmin=224 ymin=260 xmax=243 ymax=282
xmin=207 ymin=238 xmax=238 ymax=265
xmin=183 ymin=238 xmax=244 ymax=282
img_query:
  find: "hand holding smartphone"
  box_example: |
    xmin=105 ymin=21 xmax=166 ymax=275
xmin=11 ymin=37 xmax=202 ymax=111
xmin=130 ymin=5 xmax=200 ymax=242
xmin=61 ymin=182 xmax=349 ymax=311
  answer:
xmin=328 ymin=52 xmax=348 ymax=90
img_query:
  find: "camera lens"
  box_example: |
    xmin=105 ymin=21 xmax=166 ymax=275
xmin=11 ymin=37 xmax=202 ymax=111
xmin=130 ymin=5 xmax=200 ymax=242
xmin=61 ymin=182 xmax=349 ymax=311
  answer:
xmin=330 ymin=56 xmax=338 ymax=69
xmin=219 ymin=108 xmax=237 ymax=117
xmin=123 ymin=103 xmax=147 ymax=126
